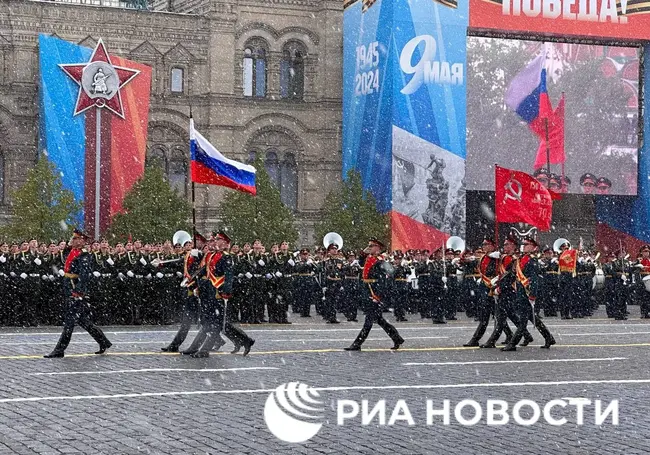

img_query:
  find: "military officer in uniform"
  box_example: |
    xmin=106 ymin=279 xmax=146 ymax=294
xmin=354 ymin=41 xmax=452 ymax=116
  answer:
xmin=633 ymin=245 xmax=650 ymax=318
xmin=44 ymin=229 xmax=112 ymax=358
xmin=501 ymin=236 xmax=556 ymax=351
xmin=322 ymin=243 xmax=343 ymax=324
xmin=464 ymin=238 xmax=513 ymax=347
xmin=345 ymin=238 xmax=404 ymax=351
xmin=187 ymin=231 xmax=255 ymax=358
xmin=161 ymin=233 xmax=206 ymax=352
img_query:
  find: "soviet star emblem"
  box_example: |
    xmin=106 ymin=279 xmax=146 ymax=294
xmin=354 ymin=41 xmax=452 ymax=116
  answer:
xmin=59 ymin=38 xmax=140 ymax=119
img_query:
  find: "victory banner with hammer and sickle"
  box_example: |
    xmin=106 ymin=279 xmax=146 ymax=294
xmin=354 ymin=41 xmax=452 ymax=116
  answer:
xmin=495 ymin=165 xmax=558 ymax=231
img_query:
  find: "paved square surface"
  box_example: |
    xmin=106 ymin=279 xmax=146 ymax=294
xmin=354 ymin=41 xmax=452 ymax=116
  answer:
xmin=0 ymin=308 xmax=649 ymax=454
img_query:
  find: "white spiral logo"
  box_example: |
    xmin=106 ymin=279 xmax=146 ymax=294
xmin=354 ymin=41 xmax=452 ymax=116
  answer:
xmin=264 ymin=382 xmax=324 ymax=443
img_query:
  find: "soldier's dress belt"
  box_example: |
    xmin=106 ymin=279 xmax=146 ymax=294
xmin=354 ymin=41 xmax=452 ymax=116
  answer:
xmin=363 ymin=279 xmax=377 ymax=283
xmin=64 ymin=273 xmax=79 ymax=279
xmin=296 ymin=273 xmax=312 ymax=276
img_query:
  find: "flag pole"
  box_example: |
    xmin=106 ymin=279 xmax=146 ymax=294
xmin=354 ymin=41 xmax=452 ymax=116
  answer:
xmin=544 ymin=117 xmax=551 ymax=173
xmin=189 ymin=105 xmax=197 ymax=248
xmin=494 ymin=164 xmax=499 ymax=246
xmin=549 ymin=92 xmax=566 ymax=185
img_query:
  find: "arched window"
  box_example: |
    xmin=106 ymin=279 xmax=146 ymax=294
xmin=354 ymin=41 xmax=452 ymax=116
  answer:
xmin=146 ymin=146 xmax=167 ymax=170
xmin=280 ymin=152 xmax=298 ymax=210
xmin=168 ymin=148 xmax=188 ymax=196
xmin=243 ymin=40 xmax=267 ymax=98
xmin=170 ymin=67 xmax=184 ymax=93
xmin=265 ymin=150 xmax=280 ymax=187
xmin=280 ymin=42 xmax=305 ymax=100
xmin=247 ymin=130 xmax=301 ymax=211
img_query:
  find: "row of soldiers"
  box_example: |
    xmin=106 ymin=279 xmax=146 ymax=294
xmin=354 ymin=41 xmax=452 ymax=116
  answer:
xmin=2 ymin=236 xmax=650 ymax=327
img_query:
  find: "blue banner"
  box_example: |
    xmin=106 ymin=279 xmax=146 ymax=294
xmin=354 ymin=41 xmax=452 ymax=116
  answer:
xmin=38 ymin=34 xmax=90 ymax=206
xmin=342 ymin=0 xmax=393 ymax=212
xmin=596 ymin=43 xmax=650 ymax=243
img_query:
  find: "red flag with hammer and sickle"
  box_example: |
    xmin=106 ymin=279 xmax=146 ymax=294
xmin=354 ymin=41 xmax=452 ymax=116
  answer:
xmin=495 ymin=165 xmax=559 ymax=231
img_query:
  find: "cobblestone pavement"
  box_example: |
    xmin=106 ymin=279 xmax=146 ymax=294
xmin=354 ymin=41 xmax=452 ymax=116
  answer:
xmin=0 ymin=307 xmax=649 ymax=454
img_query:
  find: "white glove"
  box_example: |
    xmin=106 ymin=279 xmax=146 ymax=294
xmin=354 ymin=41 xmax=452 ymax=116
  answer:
xmin=245 ymin=272 xmax=253 ymax=279
xmin=145 ymin=273 xmax=152 ymax=279
xmin=48 ymin=275 xmax=55 ymax=281
xmin=156 ymin=272 xmax=164 ymax=279
xmin=322 ymin=287 xmax=327 ymax=292
xmin=635 ymin=263 xmax=645 ymax=269
xmin=452 ymin=258 xmax=460 ymax=265
xmin=106 ymin=258 xmax=114 ymax=266
xmin=20 ymin=273 xmax=27 ymax=279
xmin=238 ymin=273 xmax=244 ymax=278
xmin=193 ymin=288 xmax=199 ymax=297
xmin=265 ymin=273 xmax=272 ymax=279
xmin=58 ymin=269 xmax=65 ymax=277
xmin=275 ymin=271 xmax=283 ymax=278
xmin=93 ymin=271 xmax=101 ymax=278
xmin=0 ymin=255 xmax=5 ymax=263
xmin=258 ymin=260 xmax=265 ymax=266
xmin=442 ymin=276 xmax=448 ymax=284
xmin=529 ymin=299 xmax=536 ymax=306
xmin=139 ymin=257 xmax=147 ymax=265
xmin=622 ymin=275 xmax=628 ymax=283
xmin=190 ymin=249 xmax=199 ymax=257
xmin=401 ymin=259 xmax=408 ymax=267
xmin=10 ymin=272 xmax=16 ymax=277
xmin=41 ymin=275 xmax=48 ymax=280
xmin=578 ymin=258 xmax=585 ymax=264
xmin=34 ymin=258 xmax=42 ymax=266
xmin=351 ymin=260 xmax=360 ymax=267
xmin=127 ymin=271 xmax=134 ymax=278
xmin=307 ymin=259 xmax=313 ymax=265
xmin=551 ymin=258 xmax=558 ymax=264
xmin=176 ymin=271 xmax=183 ymax=278
xmin=118 ymin=272 xmax=125 ymax=280
xmin=288 ymin=259 xmax=295 ymax=267
xmin=488 ymin=252 xmax=501 ymax=259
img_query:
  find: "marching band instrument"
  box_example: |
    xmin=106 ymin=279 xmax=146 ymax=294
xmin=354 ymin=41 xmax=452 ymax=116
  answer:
xmin=323 ymin=232 xmax=343 ymax=250
xmin=553 ymin=238 xmax=570 ymax=253
xmin=173 ymin=230 xmax=192 ymax=247
xmin=446 ymin=236 xmax=465 ymax=252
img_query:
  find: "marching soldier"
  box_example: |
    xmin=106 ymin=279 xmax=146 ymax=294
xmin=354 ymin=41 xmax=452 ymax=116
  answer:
xmin=293 ymin=248 xmax=317 ymax=317
xmin=345 ymin=238 xmax=404 ymax=351
xmin=634 ymin=245 xmax=650 ymax=318
xmin=390 ymin=252 xmax=409 ymax=322
xmin=322 ymin=243 xmax=343 ymax=324
xmin=185 ymin=231 xmax=255 ymax=358
xmin=429 ymin=249 xmax=447 ymax=324
xmin=480 ymin=236 xmax=531 ymax=348
xmin=161 ymin=234 xmax=205 ymax=352
xmin=538 ymin=247 xmax=559 ymax=317
xmin=341 ymin=251 xmax=360 ymax=322
xmin=609 ymin=249 xmax=630 ymax=320
xmin=464 ymin=238 xmax=513 ymax=347
xmin=501 ymin=236 xmax=556 ymax=351
xmin=44 ymin=229 xmax=112 ymax=358
xmin=558 ymin=241 xmax=578 ymax=319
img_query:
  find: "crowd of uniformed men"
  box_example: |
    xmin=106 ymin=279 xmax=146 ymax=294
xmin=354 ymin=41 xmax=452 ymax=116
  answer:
xmin=1 ymin=234 xmax=650 ymax=329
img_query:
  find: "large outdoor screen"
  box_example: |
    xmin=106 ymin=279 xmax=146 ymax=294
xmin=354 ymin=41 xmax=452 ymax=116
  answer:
xmin=466 ymin=37 xmax=640 ymax=196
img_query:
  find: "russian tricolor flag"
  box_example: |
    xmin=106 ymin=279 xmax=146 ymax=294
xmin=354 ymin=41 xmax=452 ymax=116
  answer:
xmin=504 ymin=53 xmax=553 ymax=140
xmin=190 ymin=119 xmax=257 ymax=195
